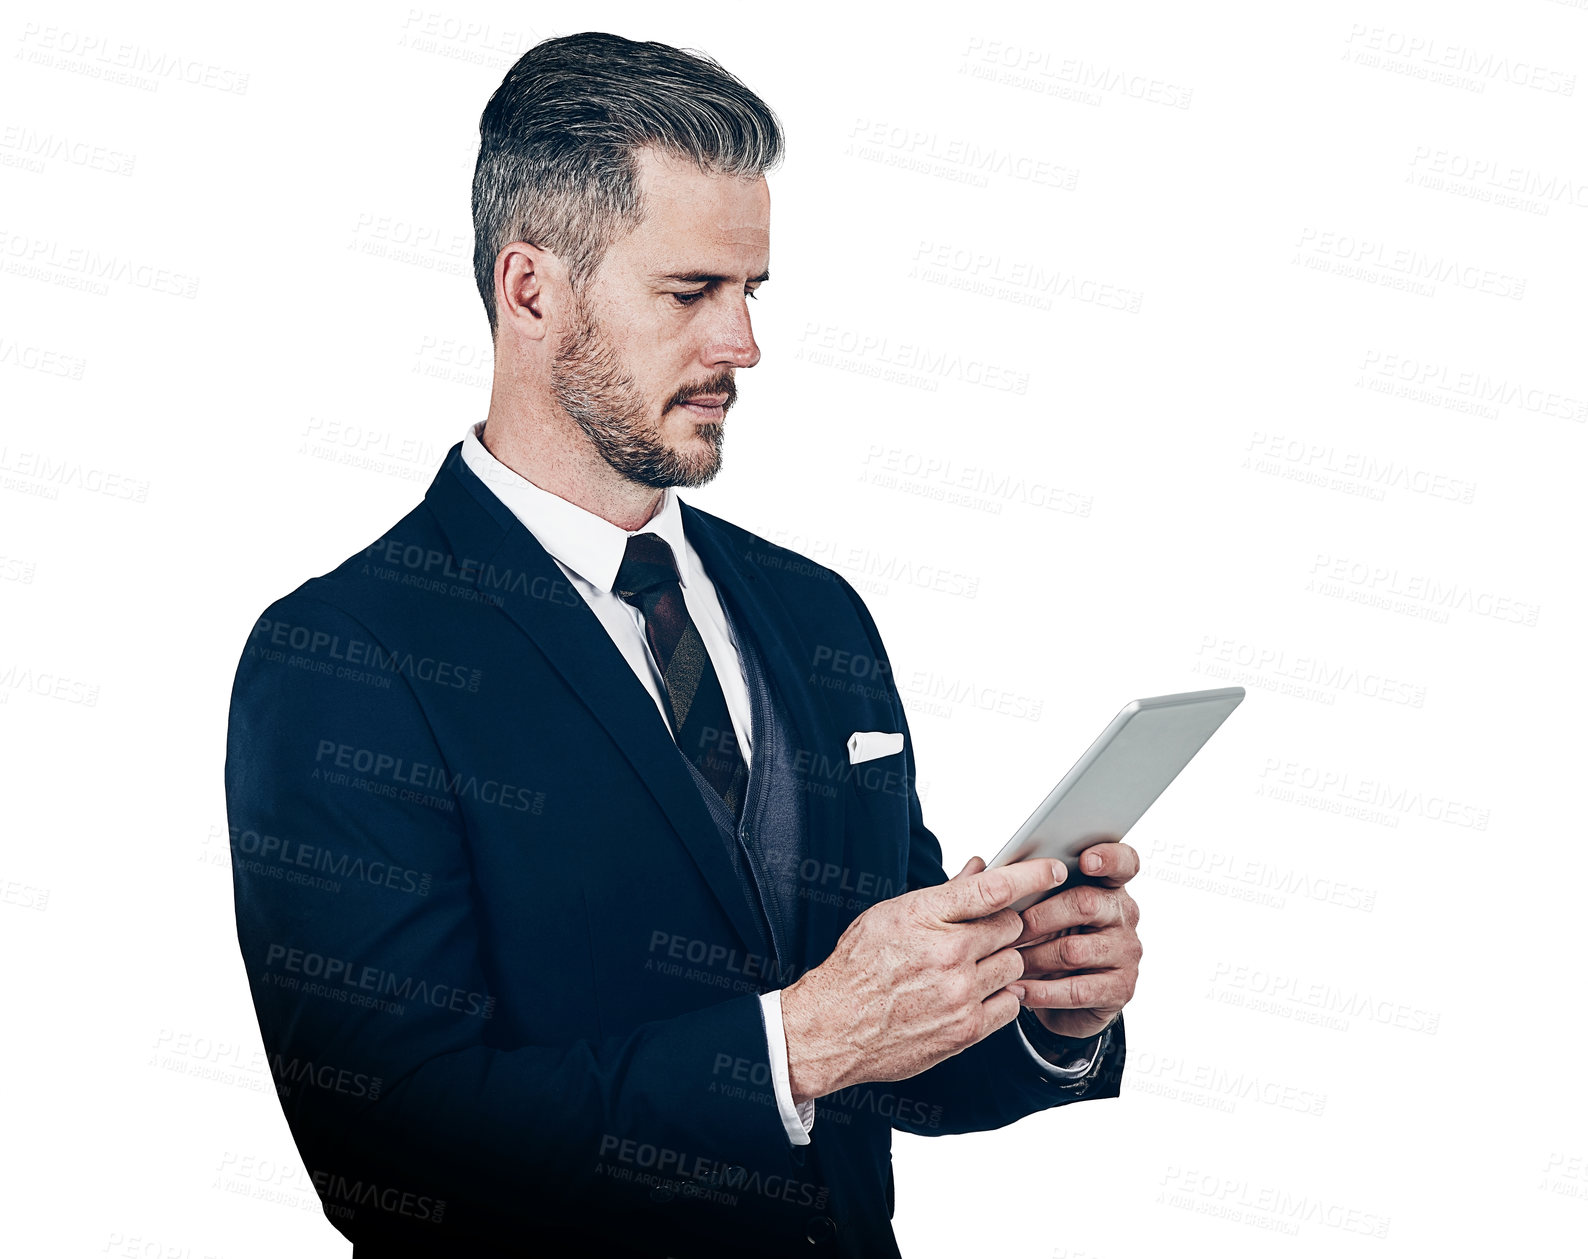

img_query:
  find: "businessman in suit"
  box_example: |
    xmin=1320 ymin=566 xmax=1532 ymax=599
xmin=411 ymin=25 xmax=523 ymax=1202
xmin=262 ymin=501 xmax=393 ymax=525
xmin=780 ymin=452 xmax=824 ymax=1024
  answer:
xmin=225 ymin=32 xmax=1141 ymax=1257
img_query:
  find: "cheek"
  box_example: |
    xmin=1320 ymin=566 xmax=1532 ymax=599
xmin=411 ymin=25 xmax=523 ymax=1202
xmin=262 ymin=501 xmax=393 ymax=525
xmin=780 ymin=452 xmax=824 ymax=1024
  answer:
xmin=624 ymin=332 xmax=690 ymax=400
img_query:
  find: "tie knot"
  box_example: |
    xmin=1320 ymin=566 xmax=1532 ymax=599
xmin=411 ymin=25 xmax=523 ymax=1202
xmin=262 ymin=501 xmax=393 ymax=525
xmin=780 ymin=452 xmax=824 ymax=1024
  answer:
xmin=614 ymin=532 xmax=680 ymax=604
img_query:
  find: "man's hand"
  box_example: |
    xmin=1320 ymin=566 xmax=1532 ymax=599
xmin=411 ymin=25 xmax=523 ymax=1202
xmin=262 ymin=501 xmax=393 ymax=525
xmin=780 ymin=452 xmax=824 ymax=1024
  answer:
xmin=780 ymin=857 xmax=1066 ymax=1106
xmin=987 ymin=842 xmax=1143 ymax=1040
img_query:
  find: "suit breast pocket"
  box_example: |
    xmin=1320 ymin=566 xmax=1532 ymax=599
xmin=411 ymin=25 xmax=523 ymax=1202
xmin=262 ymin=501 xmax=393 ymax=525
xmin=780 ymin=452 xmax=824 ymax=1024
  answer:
xmin=845 ymin=739 xmax=910 ymax=811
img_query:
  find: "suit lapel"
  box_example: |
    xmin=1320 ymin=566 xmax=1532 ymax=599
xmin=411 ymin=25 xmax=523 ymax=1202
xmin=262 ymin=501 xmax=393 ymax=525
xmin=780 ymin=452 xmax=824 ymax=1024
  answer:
xmin=422 ymin=445 xmax=776 ymax=966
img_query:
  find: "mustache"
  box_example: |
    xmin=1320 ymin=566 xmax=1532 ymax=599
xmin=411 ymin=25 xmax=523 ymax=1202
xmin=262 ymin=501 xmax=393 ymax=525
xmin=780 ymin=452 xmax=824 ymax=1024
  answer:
xmin=667 ymin=372 xmax=737 ymax=412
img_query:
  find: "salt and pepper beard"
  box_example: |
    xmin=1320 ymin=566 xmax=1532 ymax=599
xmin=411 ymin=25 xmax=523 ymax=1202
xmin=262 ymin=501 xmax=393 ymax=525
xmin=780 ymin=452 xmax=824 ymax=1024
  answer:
xmin=550 ymin=287 xmax=736 ymax=489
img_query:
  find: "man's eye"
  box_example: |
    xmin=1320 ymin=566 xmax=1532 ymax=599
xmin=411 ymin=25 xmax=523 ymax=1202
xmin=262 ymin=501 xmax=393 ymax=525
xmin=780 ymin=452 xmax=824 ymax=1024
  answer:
xmin=745 ymin=287 xmax=760 ymax=301
xmin=673 ymin=291 xmax=706 ymax=306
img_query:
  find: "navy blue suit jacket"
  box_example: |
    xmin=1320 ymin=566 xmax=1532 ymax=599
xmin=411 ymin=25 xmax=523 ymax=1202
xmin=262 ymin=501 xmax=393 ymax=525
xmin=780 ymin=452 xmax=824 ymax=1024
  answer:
xmin=224 ymin=444 xmax=1125 ymax=1256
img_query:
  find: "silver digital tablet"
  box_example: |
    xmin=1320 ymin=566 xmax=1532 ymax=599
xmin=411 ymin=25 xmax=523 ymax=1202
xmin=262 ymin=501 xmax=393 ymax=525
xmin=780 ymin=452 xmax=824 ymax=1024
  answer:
xmin=986 ymin=687 xmax=1246 ymax=913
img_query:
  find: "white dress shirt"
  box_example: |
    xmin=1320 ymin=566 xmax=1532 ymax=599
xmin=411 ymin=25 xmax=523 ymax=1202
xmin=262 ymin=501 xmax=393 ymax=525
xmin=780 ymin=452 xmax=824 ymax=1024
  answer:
xmin=460 ymin=420 xmax=1101 ymax=1147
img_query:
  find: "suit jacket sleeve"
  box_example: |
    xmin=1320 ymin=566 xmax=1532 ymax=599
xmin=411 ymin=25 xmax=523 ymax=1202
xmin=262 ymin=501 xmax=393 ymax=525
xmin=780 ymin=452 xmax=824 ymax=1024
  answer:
xmin=828 ymin=575 xmax=1126 ymax=1137
xmin=225 ymin=592 xmax=800 ymax=1241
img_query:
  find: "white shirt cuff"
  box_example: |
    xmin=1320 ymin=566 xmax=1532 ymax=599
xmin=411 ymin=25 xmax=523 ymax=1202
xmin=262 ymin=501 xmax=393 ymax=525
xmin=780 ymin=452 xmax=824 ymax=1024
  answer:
xmin=758 ymin=989 xmax=815 ymax=1145
xmin=1015 ymin=1014 xmax=1106 ymax=1079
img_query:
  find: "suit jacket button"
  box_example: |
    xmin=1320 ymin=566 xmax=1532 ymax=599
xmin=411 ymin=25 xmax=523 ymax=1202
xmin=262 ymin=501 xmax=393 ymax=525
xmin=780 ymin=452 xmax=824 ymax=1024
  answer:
xmin=805 ymin=1215 xmax=836 ymax=1244
xmin=725 ymin=1164 xmax=746 ymax=1180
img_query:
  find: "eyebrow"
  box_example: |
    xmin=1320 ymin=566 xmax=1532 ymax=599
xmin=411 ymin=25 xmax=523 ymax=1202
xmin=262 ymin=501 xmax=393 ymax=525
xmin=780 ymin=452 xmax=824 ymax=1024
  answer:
xmin=656 ymin=270 xmax=770 ymax=284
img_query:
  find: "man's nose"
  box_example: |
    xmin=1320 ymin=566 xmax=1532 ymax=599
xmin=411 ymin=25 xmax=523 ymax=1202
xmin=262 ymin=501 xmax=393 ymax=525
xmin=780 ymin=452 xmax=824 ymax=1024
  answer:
xmin=702 ymin=297 xmax=760 ymax=370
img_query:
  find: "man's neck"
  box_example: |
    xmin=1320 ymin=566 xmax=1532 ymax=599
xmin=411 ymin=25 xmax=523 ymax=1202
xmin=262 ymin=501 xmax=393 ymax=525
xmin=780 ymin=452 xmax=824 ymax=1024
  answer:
xmin=480 ymin=407 xmax=664 ymax=532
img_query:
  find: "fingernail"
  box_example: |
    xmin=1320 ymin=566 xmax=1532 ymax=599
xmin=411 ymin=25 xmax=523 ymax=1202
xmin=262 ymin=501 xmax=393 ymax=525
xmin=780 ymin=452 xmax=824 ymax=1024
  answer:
xmin=1053 ymin=862 xmax=1066 ymax=885
xmin=1083 ymin=852 xmax=1102 ymax=873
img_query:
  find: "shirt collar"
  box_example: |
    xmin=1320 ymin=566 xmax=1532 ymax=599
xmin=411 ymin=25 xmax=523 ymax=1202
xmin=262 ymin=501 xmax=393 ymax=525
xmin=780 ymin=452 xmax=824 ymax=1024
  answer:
xmin=460 ymin=420 xmax=693 ymax=593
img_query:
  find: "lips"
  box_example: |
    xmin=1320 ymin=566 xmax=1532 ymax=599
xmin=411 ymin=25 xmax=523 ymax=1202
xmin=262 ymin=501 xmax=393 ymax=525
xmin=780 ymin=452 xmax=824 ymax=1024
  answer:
xmin=677 ymin=395 xmax=728 ymax=420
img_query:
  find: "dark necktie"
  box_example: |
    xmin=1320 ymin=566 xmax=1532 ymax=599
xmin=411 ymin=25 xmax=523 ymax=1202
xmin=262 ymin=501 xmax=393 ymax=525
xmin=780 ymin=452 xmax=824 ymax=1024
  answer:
xmin=614 ymin=532 xmax=749 ymax=821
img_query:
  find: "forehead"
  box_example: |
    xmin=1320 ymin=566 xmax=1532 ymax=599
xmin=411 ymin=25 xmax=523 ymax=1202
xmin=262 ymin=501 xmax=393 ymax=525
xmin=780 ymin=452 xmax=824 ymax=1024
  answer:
xmin=613 ymin=145 xmax=770 ymax=273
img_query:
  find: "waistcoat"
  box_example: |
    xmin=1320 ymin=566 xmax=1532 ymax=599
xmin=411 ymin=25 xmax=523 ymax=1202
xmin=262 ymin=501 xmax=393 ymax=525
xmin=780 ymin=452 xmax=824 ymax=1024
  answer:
xmin=676 ymin=598 xmax=810 ymax=991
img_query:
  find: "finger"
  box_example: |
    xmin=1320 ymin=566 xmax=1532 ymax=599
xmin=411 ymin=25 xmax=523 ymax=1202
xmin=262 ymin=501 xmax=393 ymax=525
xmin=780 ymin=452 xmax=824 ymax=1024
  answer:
xmin=1077 ymin=841 xmax=1140 ymax=888
xmin=928 ymin=858 xmax=1065 ymax=924
xmin=1018 ymin=927 xmax=1122 ymax=976
xmin=1018 ymin=924 xmax=1141 ymax=977
xmin=976 ymin=986 xmax=1025 ymax=1041
xmin=1018 ymin=971 xmax=1133 ymax=1014
xmin=1024 ymin=1006 xmax=1118 ymax=1041
xmin=952 ymin=855 xmax=986 ymax=880
xmin=1014 ymin=885 xmax=1122 ymax=944
xmin=973 ymin=944 xmax=1028 ymax=999
xmin=958 ymin=905 xmax=1029 ymax=961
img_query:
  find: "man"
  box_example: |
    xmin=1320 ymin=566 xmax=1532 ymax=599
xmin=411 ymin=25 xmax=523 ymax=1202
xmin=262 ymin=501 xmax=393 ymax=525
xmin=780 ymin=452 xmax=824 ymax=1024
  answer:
xmin=225 ymin=31 xmax=1141 ymax=1257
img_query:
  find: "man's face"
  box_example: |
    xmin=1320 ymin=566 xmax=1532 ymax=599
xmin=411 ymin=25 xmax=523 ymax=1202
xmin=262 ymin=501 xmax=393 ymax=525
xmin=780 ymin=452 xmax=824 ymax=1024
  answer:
xmin=549 ymin=146 xmax=769 ymax=489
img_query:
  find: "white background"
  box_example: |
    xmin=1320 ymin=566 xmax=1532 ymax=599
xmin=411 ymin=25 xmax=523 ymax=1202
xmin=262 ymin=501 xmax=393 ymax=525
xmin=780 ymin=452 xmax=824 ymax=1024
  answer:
xmin=2 ymin=2 xmax=1584 ymax=1256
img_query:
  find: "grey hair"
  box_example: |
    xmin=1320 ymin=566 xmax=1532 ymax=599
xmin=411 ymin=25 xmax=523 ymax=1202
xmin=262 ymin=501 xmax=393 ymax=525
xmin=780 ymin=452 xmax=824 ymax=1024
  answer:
xmin=471 ymin=31 xmax=784 ymax=338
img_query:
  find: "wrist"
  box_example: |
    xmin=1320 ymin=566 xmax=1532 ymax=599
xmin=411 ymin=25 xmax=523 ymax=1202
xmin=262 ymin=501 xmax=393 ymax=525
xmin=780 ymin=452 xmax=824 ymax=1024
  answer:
xmin=1020 ymin=1006 xmax=1115 ymax=1053
xmin=780 ymin=975 xmax=851 ymax=1105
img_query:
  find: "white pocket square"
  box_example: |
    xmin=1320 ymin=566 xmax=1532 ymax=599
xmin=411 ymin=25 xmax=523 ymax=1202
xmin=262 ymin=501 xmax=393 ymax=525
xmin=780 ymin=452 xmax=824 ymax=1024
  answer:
xmin=847 ymin=730 xmax=904 ymax=765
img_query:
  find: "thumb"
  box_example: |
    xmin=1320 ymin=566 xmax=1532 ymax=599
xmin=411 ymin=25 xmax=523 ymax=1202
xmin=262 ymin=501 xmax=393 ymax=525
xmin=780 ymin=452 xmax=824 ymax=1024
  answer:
xmin=953 ymin=855 xmax=987 ymax=880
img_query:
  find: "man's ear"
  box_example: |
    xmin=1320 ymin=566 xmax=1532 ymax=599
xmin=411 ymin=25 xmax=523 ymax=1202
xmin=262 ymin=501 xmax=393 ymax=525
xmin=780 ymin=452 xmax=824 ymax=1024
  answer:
xmin=495 ymin=241 xmax=558 ymax=343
